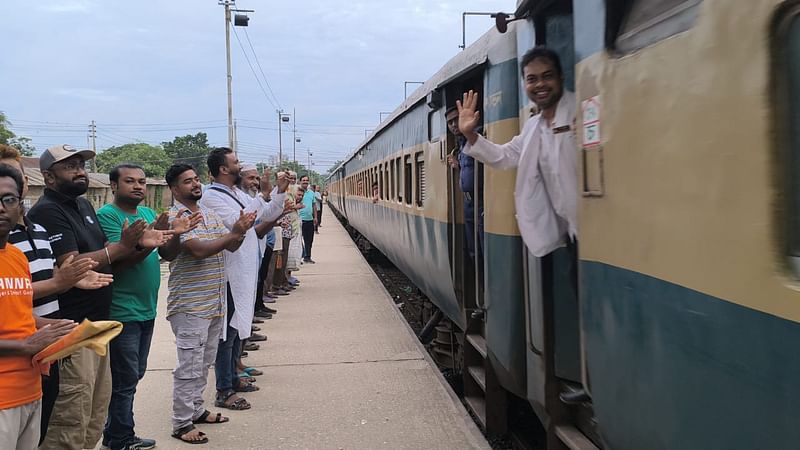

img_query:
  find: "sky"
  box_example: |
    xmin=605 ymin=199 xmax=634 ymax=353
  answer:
xmin=0 ymin=0 xmax=514 ymax=174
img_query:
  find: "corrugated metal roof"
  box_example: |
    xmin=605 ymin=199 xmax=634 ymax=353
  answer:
xmin=19 ymin=156 xmax=168 ymax=187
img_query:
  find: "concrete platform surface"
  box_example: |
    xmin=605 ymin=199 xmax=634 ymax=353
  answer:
xmin=118 ymin=209 xmax=489 ymax=450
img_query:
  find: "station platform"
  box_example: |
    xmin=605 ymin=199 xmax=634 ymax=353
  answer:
xmin=122 ymin=209 xmax=489 ymax=449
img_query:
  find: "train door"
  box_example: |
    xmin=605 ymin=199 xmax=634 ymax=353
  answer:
xmin=444 ymin=68 xmax=485 ymax=319
xmin=516 ymin=1 xmax=600 ymax=447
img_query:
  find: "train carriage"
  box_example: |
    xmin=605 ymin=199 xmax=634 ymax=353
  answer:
xmin=329 ymin=0 xmax=800 ymax=448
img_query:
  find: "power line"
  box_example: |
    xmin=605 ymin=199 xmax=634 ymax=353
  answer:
xmin=231 ymin=26 xmax=279 ymax=111
xmin=242 ymin=27 xmax=282 ymax=111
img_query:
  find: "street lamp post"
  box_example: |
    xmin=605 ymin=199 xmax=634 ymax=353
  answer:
xmin=278 ymin=110 xmax=290 ymax=166
xmin=220 ymin=0 xmax=252 ymax=150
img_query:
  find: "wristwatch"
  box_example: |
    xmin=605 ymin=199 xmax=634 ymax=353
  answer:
xmin=135 ymin=243 xmax=146 ymax=251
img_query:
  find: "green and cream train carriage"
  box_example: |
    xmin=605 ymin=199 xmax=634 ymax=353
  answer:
xmin=328 ymin=0 xmax=800 ymax=448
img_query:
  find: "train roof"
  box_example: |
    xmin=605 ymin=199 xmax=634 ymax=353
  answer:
xmin=328 ymin=21 xmax=517 ymax=180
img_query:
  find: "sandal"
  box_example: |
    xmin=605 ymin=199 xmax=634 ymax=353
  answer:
xmin=172 ymin=424 xmax=208 ymax=444
xmin=193 ymin=410 xmax=229 ymax=425
xmin=243 ymin=342 xmax=260 ymax=351
xmin=237 ymin=373 xmax=256 ymax=383
xmin=215 ymin=391 xmax=251 ymax=410
xmin=243 ymin=367 xmax=263 ymax=376
xmin=233 ymin=380 xmax=260 ymax=392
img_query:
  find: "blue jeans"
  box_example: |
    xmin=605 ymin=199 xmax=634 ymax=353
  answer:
xmin=215 ymin=285 xmax=240 ymax=393
xmin=104 ymin=320 xmax=154 ymax=450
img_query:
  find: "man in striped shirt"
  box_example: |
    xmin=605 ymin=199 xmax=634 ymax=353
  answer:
xmin=0 ymin=144 xmax=113 ymax=445
xmin=164 ymin=164 xmax=256 ymax=445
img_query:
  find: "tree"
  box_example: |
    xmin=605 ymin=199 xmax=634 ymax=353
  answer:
xmin=8 ymin=137 xmax=35 ymax=157
xmin=95 ymin=143 xmax=170 ymax=178
xmin=162 ymin=133 xmax=211 ymax=181
xmin=323 ymin=160 xmax=344 ymax=178
xmin=256 ymin=160 xmax=325 ymax=187
xmin=0 ymin=112 xmax=35 ymax=156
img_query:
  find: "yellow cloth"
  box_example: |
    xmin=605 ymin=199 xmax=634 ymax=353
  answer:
xmin=33 ymin=319 xmax=123 ymax=365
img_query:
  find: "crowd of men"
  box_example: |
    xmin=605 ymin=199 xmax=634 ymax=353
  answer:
xmin=0 ymin=44 xmax=579 ymax=450
xmin=0 ymin=142 xmax=324 ymax=449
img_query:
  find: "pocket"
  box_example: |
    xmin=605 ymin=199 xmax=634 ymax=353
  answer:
xmin=174 ymin=330 xmax=204 ymax=379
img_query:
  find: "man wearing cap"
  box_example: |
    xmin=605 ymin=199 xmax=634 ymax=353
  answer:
xmin=29 ymin=145 xmax=171 ymax=450
xmin=238 ymin=164 xmax=277 ymax=321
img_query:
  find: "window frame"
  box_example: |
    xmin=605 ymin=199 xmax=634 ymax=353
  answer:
xmin=607 ymin=0 xmax=703 ymax=55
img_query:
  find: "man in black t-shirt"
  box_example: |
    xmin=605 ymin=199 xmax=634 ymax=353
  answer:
xmin=29 ymin=145 xmax=170 ymax=450
xmin=0 ymin=144 xmax=113 ymax=445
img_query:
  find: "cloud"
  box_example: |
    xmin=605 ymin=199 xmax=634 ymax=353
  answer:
xmin=36 ymin=0 xmax=94 ymax=13
xmin=54 ymin=88 xmax=119 ymax=102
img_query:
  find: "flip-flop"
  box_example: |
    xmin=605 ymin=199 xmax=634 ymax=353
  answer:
xmin=243 ymin=367 xmax=264 ymax=376
xmin=237 ymin=373 xmax=256 ymax=383
xmin=172 ymin=424 xmax=208 ymax=444
xmin=243 ymin=342 xmax=260 ymax=351
xmin=192 ymin=410 xmax=229 ymax=425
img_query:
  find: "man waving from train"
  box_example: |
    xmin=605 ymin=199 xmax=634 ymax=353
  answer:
xmin=457 ymin=46 xmax=577 ymax=260
xmin=457 ymin=47 xmax=583 ymax=403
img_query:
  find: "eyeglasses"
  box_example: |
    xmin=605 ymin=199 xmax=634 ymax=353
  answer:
xmin=0 ymin=194 xmax=20 ymax=208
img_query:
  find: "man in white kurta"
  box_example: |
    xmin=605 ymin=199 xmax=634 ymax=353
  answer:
xmin=457 ymin=47 xmax=577 ymax=257
xmin=199 ymin=148 xmax=288 ymax=405
xmin=458 ymin=47 xmax=588 ymax=403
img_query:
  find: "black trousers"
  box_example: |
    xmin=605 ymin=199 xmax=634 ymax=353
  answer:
xmin=254 ymin=244 xmax=273 ymax=311
xmin=316 ymin=204 xmax=323 ymax=229
xmin=302 ymin=220 xmax=315 ymax=259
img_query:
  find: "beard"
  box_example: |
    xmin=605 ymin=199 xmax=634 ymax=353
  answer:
xmin=234 ymin=173 xmax=243 ymax=186
xmin=56 ymin=178 xmax=88 ymax=197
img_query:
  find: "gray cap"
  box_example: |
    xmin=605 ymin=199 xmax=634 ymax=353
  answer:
xmin=39 ymin=144 xmax=96 ymax=172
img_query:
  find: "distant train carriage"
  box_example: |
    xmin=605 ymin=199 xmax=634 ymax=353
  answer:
xmin=328 ymin=0 xmax=800 ymax=448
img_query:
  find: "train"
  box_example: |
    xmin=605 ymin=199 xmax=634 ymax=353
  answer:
xmin=326 ymin=1 xmax=800 ymax=449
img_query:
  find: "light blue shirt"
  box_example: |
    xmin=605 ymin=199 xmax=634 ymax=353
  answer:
xmin=299 ymin=191 xmax=316 ymax=221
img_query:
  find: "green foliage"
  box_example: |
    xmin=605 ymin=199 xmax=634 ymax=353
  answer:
xmin=257 ymin=160 xmax=325 ymax=187
xmin=323 ymin=160 xmax=344 ymax=178
xmin=95 ymin=143 xmax=170 ymax=177
xmin=162 ymin=133 xmax=210 ymax=181
xmin=0 ymin=112 xmax=36 ymax=156
xmin=8 ymin=137 xmax=35 ymax=156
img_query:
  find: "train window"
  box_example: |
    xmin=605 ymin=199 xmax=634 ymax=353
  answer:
xmin=389 ymin=159 xmax=394 ymax=200
xmin=391 ymin=159 xmax=397 ymax=201
xmin=404 ymin=155 xmax=413 ymax=206
xmin=378 ymin=164 xmax=383 ymax=200
xmin=415 ymin=152 xmax=426 ymax=207
xmin=779 ymin=10 xmax=800 ymax=271
xmin=610 ymin=0 xmax=702 ymax=54
xmin=428 ymin=108 xmax=445 ymax=143
xmin=396 ymin=157 xmax=403 ymax=203
xmin=383 ymin=163 xmax=389 ymax=200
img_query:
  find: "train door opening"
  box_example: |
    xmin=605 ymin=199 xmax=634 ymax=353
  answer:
xmin=518 ymin=1 xmax=601 ymax=447
xmin=442 ymin=68 xmax=503 ymax=433
xmin=444 ymin=69 xmax=485 ymax=319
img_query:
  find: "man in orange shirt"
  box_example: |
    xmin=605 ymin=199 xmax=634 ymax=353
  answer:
xmin=0 ymin=165 xmax=77 ymax=449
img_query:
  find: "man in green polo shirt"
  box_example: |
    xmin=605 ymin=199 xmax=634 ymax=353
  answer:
xmin=97 ymin=164 xmax=199 ymax=450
